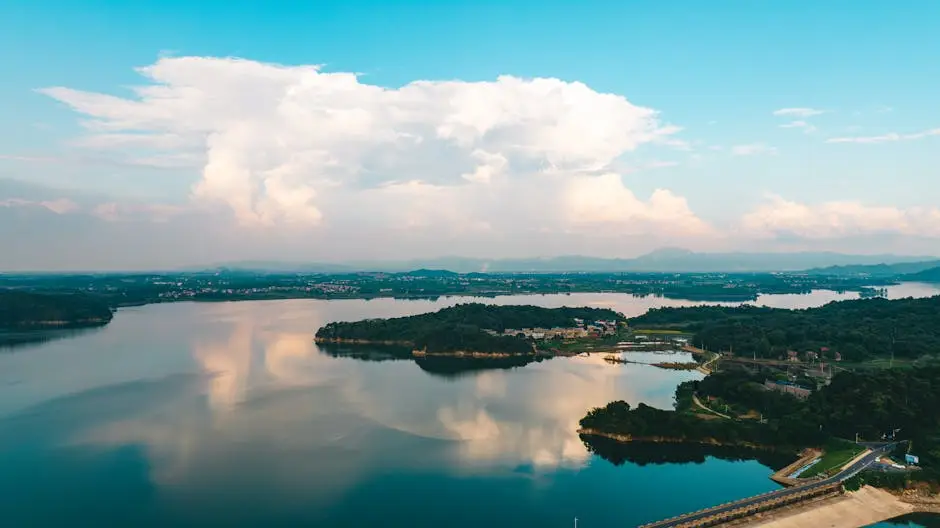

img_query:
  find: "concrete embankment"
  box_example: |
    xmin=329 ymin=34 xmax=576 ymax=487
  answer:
xmin=769 ymin=448 xmax=822 ymax=486
xmin=744 ymin=486 xmax=915 ymax=528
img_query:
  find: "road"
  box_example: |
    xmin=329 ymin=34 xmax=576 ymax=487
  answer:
xmin=641 ymin=443 xmax=897 ymax=528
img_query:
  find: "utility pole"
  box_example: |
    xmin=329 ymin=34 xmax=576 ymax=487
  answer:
xmin=575 ymin=517 xmax=578 ymax=528
xmin=890 ymin=327 xmax=896 ymax=369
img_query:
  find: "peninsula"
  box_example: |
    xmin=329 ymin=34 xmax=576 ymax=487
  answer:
xmin=581 ymin=296 xmax=940 ymax=491
xmin=0 ymin=290 xmax=113 ymax=330
xmin=315 ymin=303 xmax=625 ymax=356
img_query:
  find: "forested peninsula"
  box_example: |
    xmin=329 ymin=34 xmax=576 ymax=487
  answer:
xmin=0 ymin=290 xmax=113 ymax=330
xmin=581 ymin=363 xmax=940 ymax=489
xmin=315 ymin=303 xmax=625 ymax=356
xmin=629 ymin=295 xmax=940 ymax=362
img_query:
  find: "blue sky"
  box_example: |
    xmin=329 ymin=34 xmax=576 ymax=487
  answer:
xmin=2 ymin=1 xmax=939 ymax=269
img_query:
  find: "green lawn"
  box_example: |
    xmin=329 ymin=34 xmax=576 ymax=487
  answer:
xmin=807 ymin=441 xmax=866 ymax=477
xmin=630 ymin=329 xmax=688 ymax=335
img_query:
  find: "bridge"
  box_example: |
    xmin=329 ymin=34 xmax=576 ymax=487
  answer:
xmin=639 ymin=443 xmax=895 ymax=528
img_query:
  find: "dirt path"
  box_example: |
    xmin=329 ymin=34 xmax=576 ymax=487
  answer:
xmin=692 ymin=393 xmax=732 ymax=419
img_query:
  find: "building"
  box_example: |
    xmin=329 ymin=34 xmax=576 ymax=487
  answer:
xmin=787 ymin=350 xmax=800 ymax=362
xmin=764 ymin=380 xmax=812 ymax=399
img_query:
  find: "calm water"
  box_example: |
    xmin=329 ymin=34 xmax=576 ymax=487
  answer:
xmin=2 ymin=284 xmax=938 ymax=527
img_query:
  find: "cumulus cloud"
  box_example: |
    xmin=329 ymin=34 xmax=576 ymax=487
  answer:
xmin=565 ymin=173 xmax=713 ymax=236
xmin=773 ymin=107 xmax=825 ymax=117
xmin=731 ymin=143 xmax=778 ymax=156
xmin=826 ymin=128 xmax=940 ymax=144
xmin=41 ymin=56 xmax=691 ymax=232
xmin=742 ymin=195 xmax=940 ymax=239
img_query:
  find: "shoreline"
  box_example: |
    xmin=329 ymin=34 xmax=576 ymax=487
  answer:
xmin=314 ymin=337 xmax=535 ymax=358
xmin=577 ymin=428 xmax=790 ymax=452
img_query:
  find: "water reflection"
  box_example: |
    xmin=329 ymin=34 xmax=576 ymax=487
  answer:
xmin=581 ymin=434 xmax=792 ymax=470
xmin=317 ymin=342 xmax=542 ymax=377
xmin=0 ymin=326 xmax=104 ymax=350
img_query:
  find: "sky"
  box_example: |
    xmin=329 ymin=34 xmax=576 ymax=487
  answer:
xmin=2 ymin=0 xmax=939 ymax=270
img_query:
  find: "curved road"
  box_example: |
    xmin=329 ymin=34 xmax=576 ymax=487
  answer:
xmin=641 ymin=443 xmax=896 ymax=528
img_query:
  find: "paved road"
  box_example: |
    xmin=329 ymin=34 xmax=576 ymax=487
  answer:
xmin=641 ymin=443 xmax=897 ymax=528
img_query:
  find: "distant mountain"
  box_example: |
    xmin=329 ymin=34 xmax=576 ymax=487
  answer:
xmin=209 ymin=250 xmax=937 ymax=274
xmin=904 ymin=266 xmax=940 ymax=283
xmin=400 ymin=269 xmax=460 ymax=278
xmin=805 ymin=260 xmax=940 ymax=277
xmin=202 ymin=261 xmax=355 ymax=273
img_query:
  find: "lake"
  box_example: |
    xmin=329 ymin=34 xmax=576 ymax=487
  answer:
xmin=2 ymin=284 xmax=939 ymax=527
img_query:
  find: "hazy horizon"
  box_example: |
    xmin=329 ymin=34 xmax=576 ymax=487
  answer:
xmin=3 ymin=2 xmax=939 ymax=270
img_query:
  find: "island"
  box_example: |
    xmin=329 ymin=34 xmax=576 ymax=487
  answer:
xmin=315 ymin=303 xmax=626 ymax=357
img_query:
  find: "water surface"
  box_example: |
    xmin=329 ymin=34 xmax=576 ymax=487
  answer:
xmin=2 ymin=285 xmax=937 ymax=527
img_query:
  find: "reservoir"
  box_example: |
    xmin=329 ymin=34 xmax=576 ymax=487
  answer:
xmin=2 ymin=285 xmax=938 ymax=527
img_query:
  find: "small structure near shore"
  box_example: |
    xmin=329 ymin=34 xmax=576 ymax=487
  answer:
xmin=765 ymin=379 xmax=812 ymax=399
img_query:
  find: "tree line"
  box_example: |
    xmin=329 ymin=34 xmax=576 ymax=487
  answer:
xmin=629 ymin=296 xmax=940 ymax=362
xmin=316 ymin=303 xmax=624 ymax=354
xmin=0 ymin=290 xmax=113 ymax=330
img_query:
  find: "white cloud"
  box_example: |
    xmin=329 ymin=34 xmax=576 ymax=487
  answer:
xmin=826 ymin=128 xmax=940 ymax=144
xmin=779 ymin=120 xmax=817 ymax=133
xmin=41 ymin=56 xmax=688 ymax=231
xmin=773 ymin=107 xmax=825 ymax=117
xmin=742 ymin=195 xmax=940 ymax=239
xmin=565 ymin=173 xmax=713 ymax=236
xmin=731 ymin=143 xmax=778 ymax=156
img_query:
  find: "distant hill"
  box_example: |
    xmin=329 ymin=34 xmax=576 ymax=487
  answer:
xmin=805 ymin=260 xmax=940 ymax=277
xmin=210 ymin=249 xmax=936 ymax=274
xmin=904 ymin=266 xmax=940 ymax=283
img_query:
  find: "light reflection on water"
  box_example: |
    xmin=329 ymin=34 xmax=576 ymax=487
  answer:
xmin=0 ymin=284 xmax=937 ymax=527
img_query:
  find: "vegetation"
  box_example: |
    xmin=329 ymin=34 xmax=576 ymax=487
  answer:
xmin=629 ymin=296 xmax=940 ymax=362
xmin=0 ymin=269 xmax=899 ymax=307
xmin=0 ymin=290 xmax=113 ymax=330
xmin=580 ymin=399 xmax=821 ymax=450
xmin=580 ymin=367 xmax=940 ymax=487
xmin=315 ymin=303 xmax=624 ymax=354
xmin=805 ymin=439 xmax=865 ymax=478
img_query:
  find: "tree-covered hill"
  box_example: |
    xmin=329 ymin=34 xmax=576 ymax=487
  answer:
xmin=0 ymin=290 xmax=113 ymax=330
xmin=629 ymin=296 xmax=940 ymax=362
xmin=315 ymin=303 xmax=624 ymax=354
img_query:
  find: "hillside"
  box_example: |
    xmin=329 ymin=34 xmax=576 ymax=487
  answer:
xmin=806 ymin=260 xmax=940 ymax=277
xmin=0 ymin=290 xmax=113 ymax=330
xmin=905 ymin=266 xmax=940 ymax=283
